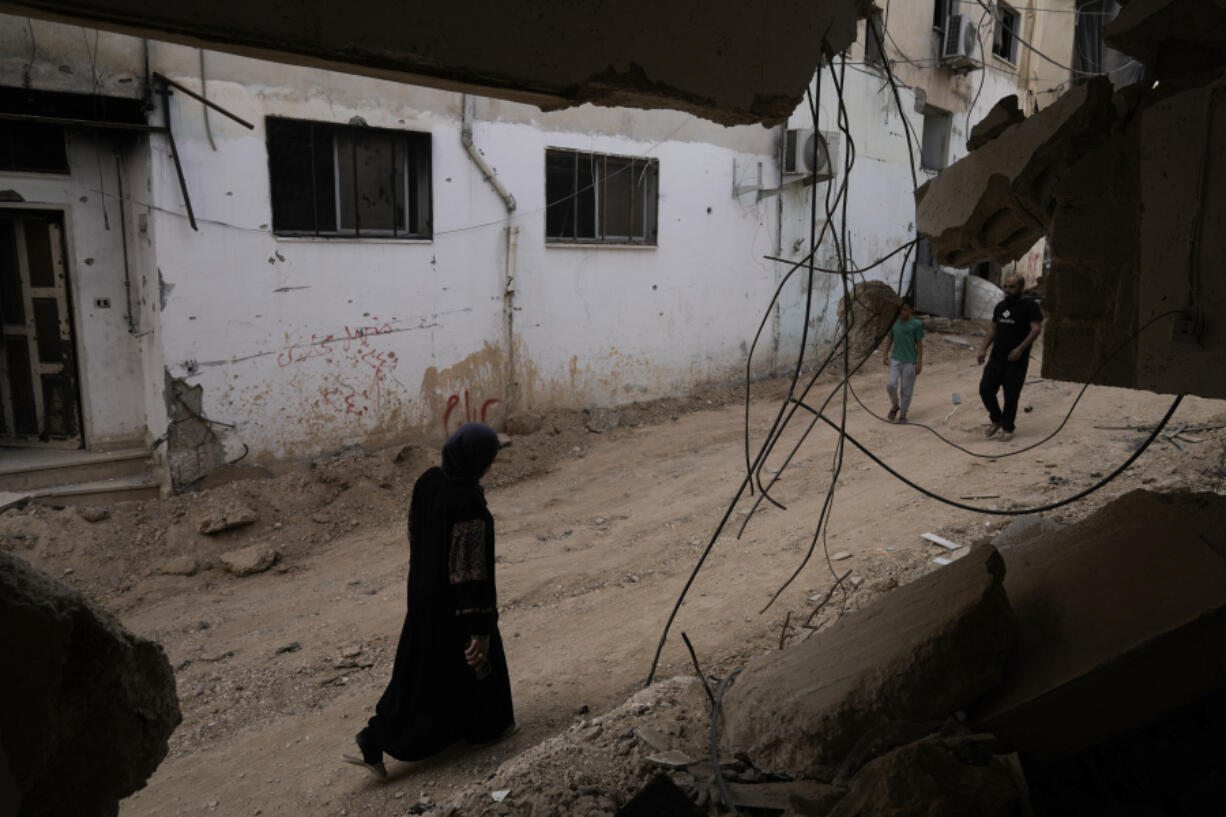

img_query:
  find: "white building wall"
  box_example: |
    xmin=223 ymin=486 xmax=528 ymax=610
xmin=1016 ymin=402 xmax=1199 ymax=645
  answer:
xmin=136 ymin=43 xmax=780 ymax=462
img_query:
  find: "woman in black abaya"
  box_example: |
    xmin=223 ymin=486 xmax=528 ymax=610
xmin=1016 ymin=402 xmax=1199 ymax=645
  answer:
xmin=344 ymin=423 xmax=515 ymax=777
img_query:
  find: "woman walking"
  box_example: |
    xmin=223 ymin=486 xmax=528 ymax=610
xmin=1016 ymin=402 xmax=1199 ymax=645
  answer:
xmin=344 ymin=422 xmax=515 ymax=777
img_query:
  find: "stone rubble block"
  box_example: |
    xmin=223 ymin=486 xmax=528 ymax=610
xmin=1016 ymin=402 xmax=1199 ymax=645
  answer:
xmin=722 ymin=545 xmax=1016 ymax=777
xmin=219 ymin=545 xmax=278 ymax=577
xmin=915 ymin=77 xmax=1115 ymax=268
xmin=0 ymin=551 xmax=181 ymax=817
xmin=197 ymin=504 xmax=259 ymax=535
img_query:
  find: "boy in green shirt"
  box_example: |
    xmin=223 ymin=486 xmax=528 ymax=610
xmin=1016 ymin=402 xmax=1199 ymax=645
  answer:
xmin=881 ymin=297 xmax=924 ymax=423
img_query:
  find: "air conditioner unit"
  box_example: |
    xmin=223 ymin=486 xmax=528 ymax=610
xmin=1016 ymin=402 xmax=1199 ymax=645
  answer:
xmin=942 ymin=14 xmax=982 ymax=71
xmin=783 ymin=129 xmax=838 ymax=181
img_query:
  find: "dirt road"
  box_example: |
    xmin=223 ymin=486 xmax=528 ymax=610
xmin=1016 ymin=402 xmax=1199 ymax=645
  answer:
xmin=6 ymin=334 xmax=1225 ymax=817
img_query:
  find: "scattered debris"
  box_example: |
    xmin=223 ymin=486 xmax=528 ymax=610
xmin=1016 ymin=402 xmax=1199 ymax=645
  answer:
xmin=920 ymin=533 xmax=961 ymax=551
xmin=584 ymin=408 xmax=621 ymax=434
xmin=646 ymin=749 xmax=695 ymax=768
xmin=160 ymin=556 xmax=199 ymax=576
xmin=77 ymin=506 xmax=111 ymax=523
xmin=490 ymin=790 xmax=509 ymax=803
xmin=505 ymin=412 xmax=544 ymax=435
xmin=219 ymin=545 xmax=278 ymax=577
xmin=830 ymin=551 xmax=852 ymax=561
xmin=197 ymin=505 xmax=259 ymax=535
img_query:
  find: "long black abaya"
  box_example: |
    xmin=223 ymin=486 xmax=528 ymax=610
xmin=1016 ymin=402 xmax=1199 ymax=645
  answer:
xmin=359 ymin=423 xmax=514 ymax=762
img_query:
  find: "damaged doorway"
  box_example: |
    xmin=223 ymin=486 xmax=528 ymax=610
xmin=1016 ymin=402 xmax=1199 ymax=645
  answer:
xmin=0 ymin=210 xmax=83 ymax=448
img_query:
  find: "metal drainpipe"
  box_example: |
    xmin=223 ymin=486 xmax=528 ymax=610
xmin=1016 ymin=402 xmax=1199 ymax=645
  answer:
xmin=461 ymin=94 xmax=518 ymax=420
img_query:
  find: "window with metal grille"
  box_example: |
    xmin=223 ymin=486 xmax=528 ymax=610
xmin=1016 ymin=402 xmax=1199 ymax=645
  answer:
xmin=266 ymin=117 xmax=432 ymax=238
xmin=0 ymin=120 xmax=68 ymax=173
xmin=545 ymin=149 xmax=658 ymax=245
xmin=992 ymin=3 xmax=1020 ymax=64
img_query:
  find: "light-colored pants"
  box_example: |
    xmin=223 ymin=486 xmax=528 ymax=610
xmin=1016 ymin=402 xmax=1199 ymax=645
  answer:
xmin=887 ymin=359 xmax=917 ymax=415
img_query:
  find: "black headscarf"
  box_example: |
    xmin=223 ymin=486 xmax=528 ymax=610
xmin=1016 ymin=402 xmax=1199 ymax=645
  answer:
xmin=440 ymin=423 xmax=501 ymax=482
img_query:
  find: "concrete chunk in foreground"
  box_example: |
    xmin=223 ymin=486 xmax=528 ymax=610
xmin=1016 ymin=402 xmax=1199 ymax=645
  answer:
xmin=722 ymin=545 xmax=1015 ymax=777
xmin=0 ymin=551 xmax=181 ymax=817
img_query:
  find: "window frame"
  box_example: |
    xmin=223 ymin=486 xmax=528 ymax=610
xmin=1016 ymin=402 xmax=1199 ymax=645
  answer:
xmin=265 ymin=116 xmax=433 ymax=240
xmin=933 ymin=0 xmax=953 ymax=32
xmin=992 ymin=3 xmax=1021 ymax=65
xmin=0 ymin=120 xmax=69 ymax=175
xmin=920 ymin=107 xmax=952 ymax=173
xmin=864 ymin=10 xmax=885 ymax=68
xmin=544 ymin=147 xmax=659 ymax=247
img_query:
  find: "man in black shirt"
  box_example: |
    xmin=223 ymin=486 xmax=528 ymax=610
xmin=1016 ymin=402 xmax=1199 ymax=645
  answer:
xmin=977 ymin=274 xmax=1043 ymax=442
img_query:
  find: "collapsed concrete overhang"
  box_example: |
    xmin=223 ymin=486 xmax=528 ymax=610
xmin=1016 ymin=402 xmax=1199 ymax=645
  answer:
xmin=1106 ymin=0 xmax=1226 ymax=79
xmin=913 ymin=77 xmax=1116 ymax=269
xmin=0 ymin=0 xmax=868 ymax=127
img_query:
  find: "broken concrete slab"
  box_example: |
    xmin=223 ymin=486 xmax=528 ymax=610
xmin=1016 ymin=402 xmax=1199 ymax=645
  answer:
xmin=972 ymin=490 xmax=1226 ymax=755
xmin=1105 ymin=0 xmax=1226 ymax=79
xmin=1042 ymin=70 xmax=1226 ymax=399
xmin=963 ymin=276 xmax=1004 ymax=321
xmin=197 ymin=504 xmax=259 ymax=535
xmin=722 ymin=545 xmax=1016 ymax=776
xmin=219 ymin=545 xmax=278 ymax=577
xmin=11 ymin=1 xmax=866 ymax=128
xmin=966 ymin=95 xmax=1026 ymax=151
xmin=826 ymin=733 xmax=1030 ymax=817
xmin=0 ymin=551 xmax=181 ymax=817
xmin=915 ymin=77 xmax=1116 ymax=268
xmin=838 ymin=281 xmax=901 ymax=361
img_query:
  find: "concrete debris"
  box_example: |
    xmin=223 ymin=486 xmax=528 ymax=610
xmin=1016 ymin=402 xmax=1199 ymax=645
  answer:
xmin=915 ymin=77 xmax=1115 ymax=267
xmin=646 ymin=749 xmax=695 ymax=768
xmin=160 ymin=555 xmax=200 ymax=576
xmin=197 ymin=504 xmax=259 ymax=535
xmin=490 ymin=790 xmax=509 ymax=803
xmin=724 ymin=779 xmax=835 ymax=811
xmin=1105 ymin=0 xmax=1226 ymax=79
xmin=497 ymin=433 xmax=512 ymax=448
xmin=1042 ymin=70 xmax=1226 ymax=399
xmin=76 ymin=505 xmax=111 ymax=523
xmin=826 ymin=733 xmax=1029 ymax=817
xmin=973 ymin=490 xmax=1226 ymax=754
xmin=0 ymin=551 xmax=181 ymax=817
xmin=920 ymin=533 xmax=961 ymax=551
xmin=505 ymin=412 xmax=544 ymax=435
xmin=722 ymin=545 xmax=1016 ymax=775
xmin=966 ymin=95 xmax=1026 ymax=151
xmin=584 ymin=408 xmax=621 ymax=434
xmin=963 ymin=276 xmax=1004 ymax=321
xmin=838 ymin=281 xmax=901 ymax=362
xmin=989 ymin=515 xmax=1064 ymax=552
xmin=219 ymin=545 xmax=278 ymax=577
xmin=831 ymin=550 xmax=852 ymax=561
xmin=634 ymin=728 xmax=672 ymax=752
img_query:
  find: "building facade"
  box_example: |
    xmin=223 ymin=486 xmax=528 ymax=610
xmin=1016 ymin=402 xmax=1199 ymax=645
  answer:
xmin=0 ymin=3 xmax=1076 ymax=490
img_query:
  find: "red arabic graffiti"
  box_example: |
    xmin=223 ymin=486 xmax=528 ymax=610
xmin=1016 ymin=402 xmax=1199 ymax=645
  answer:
xmin=278 ymin=319 xmax=400 ymax=418
xmin=444 ymin=390 xmax=501 ymax=434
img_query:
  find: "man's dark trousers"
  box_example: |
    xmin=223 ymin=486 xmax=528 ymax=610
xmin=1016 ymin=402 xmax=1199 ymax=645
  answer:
xmin=979 ymin=357 xmax=1027 ymax=432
